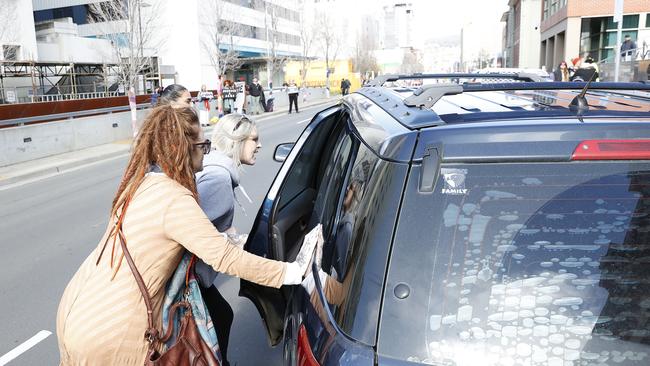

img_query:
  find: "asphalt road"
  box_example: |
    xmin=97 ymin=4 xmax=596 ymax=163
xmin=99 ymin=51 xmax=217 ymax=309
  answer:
xmin=0 ymin=102 xmax=333 ymax=366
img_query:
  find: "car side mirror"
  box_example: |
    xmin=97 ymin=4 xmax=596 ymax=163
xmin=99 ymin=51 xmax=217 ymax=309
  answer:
xmin=274 ymin=143 xmax=294 ymax=162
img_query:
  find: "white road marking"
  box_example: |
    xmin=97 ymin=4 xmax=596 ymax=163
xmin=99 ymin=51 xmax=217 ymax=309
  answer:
xmin=297 ymin=118 xmax=311 ymax=124
xmin=0 ymin=330 xmax=52 ymax=365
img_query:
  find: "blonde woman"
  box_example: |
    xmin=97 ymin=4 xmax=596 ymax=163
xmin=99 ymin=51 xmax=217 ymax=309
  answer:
xmin=194 ymin=113 xmax=261 ymax=366
xmin=56 ymin=106 xmax=314 ymax=365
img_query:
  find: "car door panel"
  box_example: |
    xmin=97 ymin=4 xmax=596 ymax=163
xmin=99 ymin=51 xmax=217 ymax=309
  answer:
xmin=240 ymin=105 xmax=345 ymax=346
xmin=272 ymin=187 xmax=316 ymax=261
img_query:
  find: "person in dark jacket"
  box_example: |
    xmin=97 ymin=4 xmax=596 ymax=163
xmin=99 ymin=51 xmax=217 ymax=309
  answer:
xmin=621 ymin=34 xmax=637 ymax=61
xmin=194 ymin=113 xmax=262 ymax=366
xmin=552 ymin=61 xmax=570 ymax=82
xmin=571 ymin=56 xmax=599 ymax=82
xmin=247 ymin=77 xmax=264 ymax=115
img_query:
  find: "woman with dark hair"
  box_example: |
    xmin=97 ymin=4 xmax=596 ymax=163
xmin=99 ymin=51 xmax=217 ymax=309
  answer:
xmin=157 ymin=83 xmax=192 ymax=107
xmin=56 ymin=105 xmax=316 ymax=365
xmin=553 ymin=61 xmax=570 ymax=82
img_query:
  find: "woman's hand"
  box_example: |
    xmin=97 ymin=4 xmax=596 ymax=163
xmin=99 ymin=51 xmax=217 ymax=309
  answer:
xmin=282 ymin=224 xmax=324 ymax=285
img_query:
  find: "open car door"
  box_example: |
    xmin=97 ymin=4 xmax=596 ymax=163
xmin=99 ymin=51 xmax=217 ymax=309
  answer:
xmin=240 ymin=105 xmax=348 ymax=345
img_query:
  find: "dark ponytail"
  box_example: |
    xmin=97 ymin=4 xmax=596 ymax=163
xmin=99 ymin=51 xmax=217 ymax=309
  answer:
xmin=158 ymin=84 xmax=188 ymax=106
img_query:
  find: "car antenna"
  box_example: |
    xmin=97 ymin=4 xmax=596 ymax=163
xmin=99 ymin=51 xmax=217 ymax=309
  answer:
xmin=569 ymin=72 xmax=596 ymax=122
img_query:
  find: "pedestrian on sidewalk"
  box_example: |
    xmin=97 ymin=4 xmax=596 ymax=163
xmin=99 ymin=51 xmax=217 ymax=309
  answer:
xmin=194 ymin=113 xmax=262 ymax=366
xmin=571 ymin=56 xmax=599 ymax=82
xmin=552 ymin=61 xmax=570 ymax=82
xmin=340 ymin=78 xmax=347 ymax=96
xmin=287 ymin=79 xmax=299 ymax=114
xmin=56 ymin=105 xmax=318 ymax=365
xmin=198 ymin=84 xmax=214 ymax=126
xmin=247 ymin=77 xmax=264 ymax=115
xmin=222 ymin=80 xmax=237 ymax=114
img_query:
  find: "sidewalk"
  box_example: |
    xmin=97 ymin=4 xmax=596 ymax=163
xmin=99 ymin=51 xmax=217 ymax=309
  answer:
xmin=0 ymin=97 xmax=334 ymax=188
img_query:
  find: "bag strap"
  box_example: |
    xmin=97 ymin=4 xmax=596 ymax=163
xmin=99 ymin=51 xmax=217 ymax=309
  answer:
xmin=117 ymin=226 xmax=160 ymax=345
xmin=99 ymin=196 xmax=160 ymax=346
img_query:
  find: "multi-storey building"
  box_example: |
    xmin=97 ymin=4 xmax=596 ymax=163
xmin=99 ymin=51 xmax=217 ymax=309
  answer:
xmin=383 ymin=3 xmax=414 ymax=49
xmin=501 ymin=0 xmax=542 ymax=69
xmin=0 ymin=0 xmax=38 ymax=61
xmin=540 ymin=0 xmax=650 ymax=70
xmin=30 ymin=0 xmax=302 ymax=90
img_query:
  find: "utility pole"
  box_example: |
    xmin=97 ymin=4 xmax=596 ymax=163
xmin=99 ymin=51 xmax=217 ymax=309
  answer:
xmin=614 ymin=0 xmax=624 ymax=82
xmin=460 ymin=27 xmax=464 ymax=72
xmin=265 ymin=2 xmax=272 ymax=91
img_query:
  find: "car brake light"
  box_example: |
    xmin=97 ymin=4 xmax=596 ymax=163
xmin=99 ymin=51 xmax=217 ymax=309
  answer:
xmin=297 ymin=324 xmax=320 ymax=366
xmin=572 ymin=139 xmax=650 ymax=160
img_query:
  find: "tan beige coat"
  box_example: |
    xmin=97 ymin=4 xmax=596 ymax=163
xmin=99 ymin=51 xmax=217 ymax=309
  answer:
xmin=56 ymin=175 xmax=286 ymax=365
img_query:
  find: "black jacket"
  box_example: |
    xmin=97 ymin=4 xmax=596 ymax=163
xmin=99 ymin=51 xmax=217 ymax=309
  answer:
xmin=248 ymin=83 xmax=263 ymax=97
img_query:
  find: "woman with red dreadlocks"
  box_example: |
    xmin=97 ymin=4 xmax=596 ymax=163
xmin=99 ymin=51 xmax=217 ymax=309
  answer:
xmin=56 ymin=106 xmax=315 ymax=365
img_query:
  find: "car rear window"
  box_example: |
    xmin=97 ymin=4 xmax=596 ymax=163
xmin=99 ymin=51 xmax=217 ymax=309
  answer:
xmin=406 ymin=162 xmax=650 ymax=365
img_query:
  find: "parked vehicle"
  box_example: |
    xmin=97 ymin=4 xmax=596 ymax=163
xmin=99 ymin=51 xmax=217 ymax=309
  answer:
xmin=241 ymin=74 xmax=650 ymax=366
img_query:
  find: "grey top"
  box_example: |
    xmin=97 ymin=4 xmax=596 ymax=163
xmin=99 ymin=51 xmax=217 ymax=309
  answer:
xmin=196 ymin=150 xmax=239 ymax=231
xmin=194 ymin=150 xmax=240 ymax=287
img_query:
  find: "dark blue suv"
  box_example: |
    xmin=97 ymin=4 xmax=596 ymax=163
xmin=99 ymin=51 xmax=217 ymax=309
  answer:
xmin=241 ymin=74 xmax=650 ymax=366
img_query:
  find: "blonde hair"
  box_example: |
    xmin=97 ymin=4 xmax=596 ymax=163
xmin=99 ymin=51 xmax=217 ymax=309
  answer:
xmin=211 ymin=113 xmax=257 ymax=167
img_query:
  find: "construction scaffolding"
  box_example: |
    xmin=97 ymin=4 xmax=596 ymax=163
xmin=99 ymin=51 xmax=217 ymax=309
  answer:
xmin=0 ymin=58 xmax=170 ymax=104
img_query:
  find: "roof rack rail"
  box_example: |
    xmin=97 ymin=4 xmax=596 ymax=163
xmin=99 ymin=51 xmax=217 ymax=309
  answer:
xmin=460 ymin=82 xmax=650 ymax=93
xmin=403 ymin=84 xmax=463 ymax=109
xmin=366 ymin=72 xmax=544 ymax=87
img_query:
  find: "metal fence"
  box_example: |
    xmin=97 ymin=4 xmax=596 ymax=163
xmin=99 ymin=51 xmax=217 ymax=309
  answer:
xmin=0 ymin=83 xmax=131 ymax=104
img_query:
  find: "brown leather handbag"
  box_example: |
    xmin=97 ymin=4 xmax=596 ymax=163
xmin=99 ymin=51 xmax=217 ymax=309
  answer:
xmin=99 ymin=198 xmax=220 ymax=366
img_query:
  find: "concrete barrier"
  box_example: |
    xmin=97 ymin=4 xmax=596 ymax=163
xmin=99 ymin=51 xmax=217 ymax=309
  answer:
xmin=0 ymin=109 xmax=149 ymax=167
xmin=1 ymin=87 xmax=331 ymax=167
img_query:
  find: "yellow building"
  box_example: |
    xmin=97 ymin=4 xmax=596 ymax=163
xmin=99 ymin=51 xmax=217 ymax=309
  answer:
xmin=284 ymin=59 xmax=361 ymax=94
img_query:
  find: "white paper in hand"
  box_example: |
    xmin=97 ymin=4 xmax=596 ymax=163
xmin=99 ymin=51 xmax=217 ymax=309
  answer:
xmin=294 ymin=224 xmax=323 ymax=277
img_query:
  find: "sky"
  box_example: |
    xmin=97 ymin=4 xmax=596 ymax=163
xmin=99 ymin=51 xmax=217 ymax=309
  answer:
xmin=410 ymin=0 xmax=510 ymax=53
xmin=334 ymin=0 xmax=510 ymax=54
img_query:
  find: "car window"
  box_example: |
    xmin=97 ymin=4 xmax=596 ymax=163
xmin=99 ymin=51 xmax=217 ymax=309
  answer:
xmin=386 ymin=162 xmax=650 ymax=365
xmin=310 ymin=130 xmax=354 ymax=234
xmin=276 ymin=112 xmax=342 ymax=211
xmin=320 ymin=141 xmax=390 ymax=345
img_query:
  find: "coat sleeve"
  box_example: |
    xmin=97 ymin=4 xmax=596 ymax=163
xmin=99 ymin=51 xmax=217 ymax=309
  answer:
xmin=163 ymin=192 xmax=286 ymax=288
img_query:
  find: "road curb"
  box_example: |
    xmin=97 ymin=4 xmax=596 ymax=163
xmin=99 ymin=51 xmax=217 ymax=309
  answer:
xmin=0 ymin=148 xmax=130 ymax=188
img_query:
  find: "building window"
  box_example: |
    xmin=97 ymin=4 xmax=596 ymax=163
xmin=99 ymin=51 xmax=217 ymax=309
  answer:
xmin=646 ymin=13 xmax=650 ymax=27
xmin=543 ymin=0 xmax=566 ymax=21
xmin=623 ymin=14 xmax=640 ymax=29
xmin=580 ymin=14 xmax=640 ymax=62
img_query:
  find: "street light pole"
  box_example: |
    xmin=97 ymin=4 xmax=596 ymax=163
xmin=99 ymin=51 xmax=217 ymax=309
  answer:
xmin=614 ymin=0 xmax=624 ymax=82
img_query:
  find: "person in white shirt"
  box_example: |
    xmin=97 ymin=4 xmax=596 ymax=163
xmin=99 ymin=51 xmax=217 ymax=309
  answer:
xmin=287 ymin=80 xmax=299 ymax=114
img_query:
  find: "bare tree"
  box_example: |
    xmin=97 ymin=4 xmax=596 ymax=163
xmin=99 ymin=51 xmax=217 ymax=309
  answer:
xmin=353 ymin=19 xmax=380 ymax=78
xmin=297 ymin=5 xmax=317 ymax=87
xmin=0 ymin=1 xmax=19 ymax=61
xmin=316 ymin=11 xmax=341 ymax=92
xmin=260 ymin=2 xmax=289 ymax=88
xmin=200 ymin=0 xmax=242 ymax=78
xmin=87 ymin=0 xmax=164 ymax=93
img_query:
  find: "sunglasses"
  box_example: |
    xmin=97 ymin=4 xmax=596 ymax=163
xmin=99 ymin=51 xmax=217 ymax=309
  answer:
xmin=233 ymin=116 xmax=251 ymax=132
xmin=194 ymin=139 xmax=211 ymax=154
